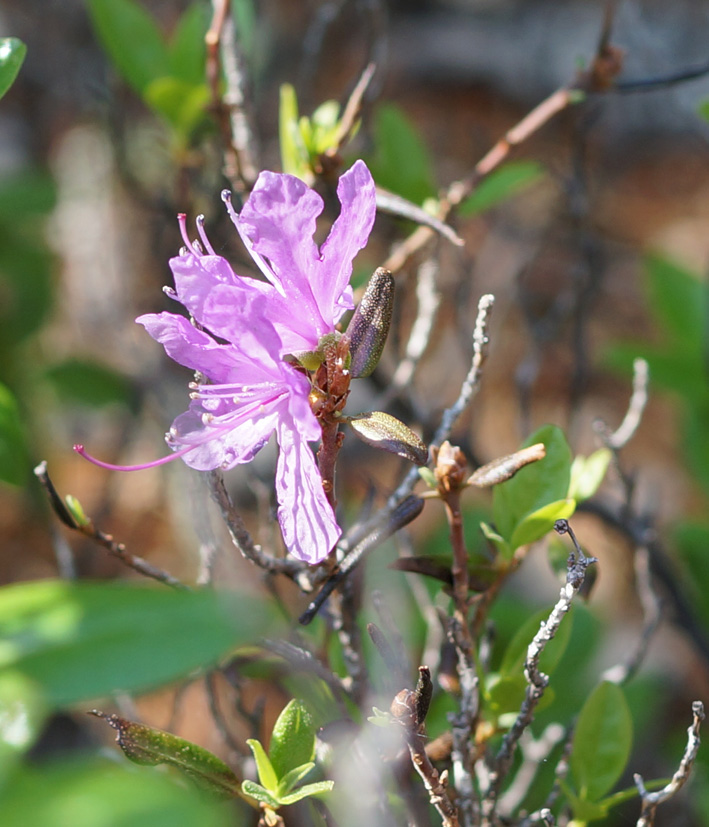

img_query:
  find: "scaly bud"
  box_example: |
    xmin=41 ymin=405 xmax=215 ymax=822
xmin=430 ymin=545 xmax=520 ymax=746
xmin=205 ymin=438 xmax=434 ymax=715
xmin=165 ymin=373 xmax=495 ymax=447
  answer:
xmin=346 ymin=267 xmax=394 ymax=378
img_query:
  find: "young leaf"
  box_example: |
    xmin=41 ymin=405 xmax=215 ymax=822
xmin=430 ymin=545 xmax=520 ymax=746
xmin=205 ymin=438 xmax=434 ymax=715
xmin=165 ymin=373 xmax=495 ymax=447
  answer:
xmin=277 ymin=762 xmax=315 ymax=797
xmin=168 ymin=3 xmax=209 ymax=85
xmin=246 ymin=738 xmax=279 ymax=793
xmin=492 ymin=425 xmax=572 ymax=547
xmin=279 ymin=84 xmax=308 ymax=180
xmin=241 ymin=779 xmax=280 ymax=809
xmin=92 ymin=712 xmax=241 ymax=799
xmin=0 ymin=382 xmax=28 ymax=486
xmin=509 ymin=497 xmax=576 ymax=551
xmin=268 ymin=699 xmax=315 ymax=780
xmin=278 ymin=780 xmax=334 ymax=806
xmin=0 ymin=38 xmax=26 ymax=100
xmin=568 ymin=448 xmax=611 ymax=502
xmin=458 ymin=161 xmax=544 ymax=216
xmin=0 ymin=580 xmax=275 ymax=707
xmin=348 ymin=412 xmax=428 ymax=466
xmin=570 ymin=681 xmax=633 ymax=802
xmin=86 ymin=0 xmax=170 ymax=95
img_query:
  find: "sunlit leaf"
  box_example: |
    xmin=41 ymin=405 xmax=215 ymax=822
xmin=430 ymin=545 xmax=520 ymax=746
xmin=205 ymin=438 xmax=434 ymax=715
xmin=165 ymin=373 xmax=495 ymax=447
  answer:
xmin=0 ymin=38 xmax=26 ymax=100
xmin=0 ymin=671 xmax=47 ymax=786
xmin=568 ymin=449 xmax=611 ymax=502
xmin=92 ymin=712 xmax=241 ymax=799
xmin=277 ymin=762 xmax=315 ymax=796
xmin=247 ymin=739 xmax=278 ymax=792
xmin=268 ymin=699 xmax=315 ymax=781
xmin=509 ymin=498 xmax=576 ymax=550
xmin=0 ymin=580 xmax=275 ymax=707
xmin=348 ymin=412 xmax=428 ymax=466
xmin=278 ymin=780 xmax=334 ymax=805
xmin=241 ymin=779 xmax=280 ymax=808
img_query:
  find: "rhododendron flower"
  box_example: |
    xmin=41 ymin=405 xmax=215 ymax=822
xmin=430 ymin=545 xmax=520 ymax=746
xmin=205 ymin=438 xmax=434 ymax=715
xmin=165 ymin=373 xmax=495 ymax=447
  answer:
xmin=76 ymin=161 xmax=377 ymax=564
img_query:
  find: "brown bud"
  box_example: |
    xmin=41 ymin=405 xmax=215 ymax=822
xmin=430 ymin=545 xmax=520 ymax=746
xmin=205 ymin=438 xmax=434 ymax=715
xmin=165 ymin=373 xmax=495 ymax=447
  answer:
xmin=433 ymin=440 xmax=468 ymax=492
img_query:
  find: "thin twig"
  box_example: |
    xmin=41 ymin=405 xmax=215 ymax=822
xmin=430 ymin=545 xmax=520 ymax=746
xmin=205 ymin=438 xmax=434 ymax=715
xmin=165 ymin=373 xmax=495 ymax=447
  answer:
xmin=634 ymin=701 xmax=705 ymax=826
xmin=616 ymin=60 xmax=709 ymax=92
xmin=483 ymin=520 xmax=597 ymax=822
xmin=204 ymin=469 xmax=305 ymax=577
xmin=35 ymin=461 xmax=187 ymax=590
xmin=596 ymin=357 xmax=649 ymax=450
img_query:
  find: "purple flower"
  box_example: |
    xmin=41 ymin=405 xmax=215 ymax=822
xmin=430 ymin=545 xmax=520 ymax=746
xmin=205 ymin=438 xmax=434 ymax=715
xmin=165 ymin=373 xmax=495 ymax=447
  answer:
xmin=76 ymin=161 xmax=377 ymax=564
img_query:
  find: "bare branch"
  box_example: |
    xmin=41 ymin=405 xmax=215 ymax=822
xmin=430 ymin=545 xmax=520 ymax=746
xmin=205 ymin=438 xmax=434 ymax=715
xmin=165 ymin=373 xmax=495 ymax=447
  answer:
xmin=595 ymin=357 xmax=649 ymax=450
xmin=634 ymin=701 xmax=705 ymax=826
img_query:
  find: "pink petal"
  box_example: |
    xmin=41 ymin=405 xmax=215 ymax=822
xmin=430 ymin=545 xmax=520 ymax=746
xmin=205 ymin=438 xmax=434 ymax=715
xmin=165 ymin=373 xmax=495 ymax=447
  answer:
xmin=275 ymin=420 xmax=341 ymax=563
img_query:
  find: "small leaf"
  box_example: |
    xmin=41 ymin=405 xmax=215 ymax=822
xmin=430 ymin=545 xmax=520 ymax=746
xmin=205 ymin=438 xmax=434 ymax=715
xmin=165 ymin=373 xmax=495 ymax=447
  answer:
xmin=86 ymin=0 xmax=170 ymax=95
xmin=418 ymin=466 xmax=437 ymax=488
xmin=278 ymin=780 xmax=334 ymax=805
xmin=493 ymin=425 xmax=572 ymax=547
xmin=268 ymin=699 xmax=315 ymax=781
xmin=0 ymin=382 xmax=29 ymax=486
xmin=348 ymin=412 xmax=428 ymax=466
xmin=279 ymin=84 xmax=309 ymax=180
xmin=568 ymin=449 xmax=611 ymax=502
xmin=64 ymin=495 xmax=90 ymax=528
xmin=0 ymin=38 xmax=26 ymax=100
xmin=246 ymin=739 xmax=278 ymax=793
xmin=241 ymin=780 xmax=280 ymax=809
xmin=277 ymin=762 xmax=314 ymax=796
xmin=92 ymin=712 xmax=240 ymax=799
xmin=368 ymin=707 xmax=394 ymax=727
xmin=479 ymin=521 xmax=510 ymax=557
xmin=570 ymin=681 xmax=633 ymax=802
xmin=347 ymin=268 xmax=394 ymax=378
xmin=509 ymin=498 xmax=576 ymax=551
xmin=459 ymin=161 xmax=545 ymax=216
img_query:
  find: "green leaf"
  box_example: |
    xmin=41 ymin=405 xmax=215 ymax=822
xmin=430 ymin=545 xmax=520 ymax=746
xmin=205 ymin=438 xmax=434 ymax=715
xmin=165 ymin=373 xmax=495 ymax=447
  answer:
xmin=279 ymin=84 xmax=309 ymax=179
xmin=570 ymin=681 xmax=633 ymax=802
xmin=479 ymin=521 xmax=510 ymax=557
xmin=568 ymin=449 xmax=611 ymax=502
xmin=644 ymin=253 xmax=704 ymax=349
xmin=0 ymin=579 xmax=274 ymax=707
xmin=0 ymin=382 xmax=28 ymax=486
xmin=0 ymin=39 xmax=26 ymax=100
xmin=0 ymin=759 xmax=230 ymax=827
xmin=246 ymin=738 xmax=278 ymax=792
xmin=93 ymin=711 xmax=241 ymax=799
xmin=485 ymin=674 xmax=556 ymax=719
xmin=143 ymin=77 xmax=210 ymax=137
xmin=278 ymin=780 xmax=334 ymax=805
xmin=348 ymin=411 xmax=428 ymax=466
xmin=277 ymin=762 xmax=315 ymax=796
xmin=43 ymin=359 xmax=137 ymax=410
xmin=561 ymin=778 xmax=610 ymax=822
xmin=168 ymin=3 xmax=209 ymax=85
xmin=0 ymin=671 xmax=47 ymax=786
xmin=459 ymin=161 xmax=545 ymax=216
xmin=309 ymin=101 xmax=341 ymax=154
xmin=499 ymin=605 xmax=574 ymax=679
xmin=86 ymin=0 xmax=170 ymax=94
xmin=368 ymin=104 xmax=437 ymax=205
xmin=269 ymin=699 xmax=315 ymax=780
xmin=493 ymin=425 xmax=572 ymax=548
xmin=0 ymin=168 xmax=56 ymax=219
xmin=241 ymin=779 xmax=280 ymax=809
xmin=509 ymin=497 xmax=576 ymax=550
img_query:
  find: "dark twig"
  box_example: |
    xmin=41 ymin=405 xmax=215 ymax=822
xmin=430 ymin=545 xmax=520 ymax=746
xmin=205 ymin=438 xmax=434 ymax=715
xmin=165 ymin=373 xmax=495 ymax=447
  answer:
xmin=616 ymin=60 xmax=709 ymax=93
xmin=483 ymin=520 xmax=596 ymax=821
xmin=634 ymin=701 xmax=705 ymax=826
xmin=35 ymin=461 xmax=187 ymax=590
xmin=204 ymin=470 xmax=305 ymax=577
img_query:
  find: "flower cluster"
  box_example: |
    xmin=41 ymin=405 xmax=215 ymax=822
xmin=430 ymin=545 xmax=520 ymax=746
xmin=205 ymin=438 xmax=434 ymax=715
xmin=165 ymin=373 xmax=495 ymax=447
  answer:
xmin=78 ymin=161 xmax=376 ymax=564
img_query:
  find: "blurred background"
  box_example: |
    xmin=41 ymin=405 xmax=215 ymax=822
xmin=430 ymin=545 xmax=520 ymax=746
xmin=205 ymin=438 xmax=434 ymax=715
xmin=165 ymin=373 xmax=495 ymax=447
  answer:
xmin=1 ymin=0 xmax=709 ymax=823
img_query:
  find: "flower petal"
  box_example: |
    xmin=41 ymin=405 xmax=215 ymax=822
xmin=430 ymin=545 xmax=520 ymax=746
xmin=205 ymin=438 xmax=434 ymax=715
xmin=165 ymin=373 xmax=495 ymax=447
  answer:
xmin=275 ymin=421 xmax=340 ymax=563
xmin=317 ymin=160 xmax=377 ymax=321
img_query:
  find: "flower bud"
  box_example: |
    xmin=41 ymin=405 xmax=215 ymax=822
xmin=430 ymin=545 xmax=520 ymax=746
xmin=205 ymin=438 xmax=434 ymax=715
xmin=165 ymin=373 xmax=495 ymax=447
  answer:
xmin=346 ymin=267 xmax=394 ymax=378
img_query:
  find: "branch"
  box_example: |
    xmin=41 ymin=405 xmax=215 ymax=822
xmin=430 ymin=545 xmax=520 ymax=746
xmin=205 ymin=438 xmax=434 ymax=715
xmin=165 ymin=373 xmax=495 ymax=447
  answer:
xmin=35 ymin=462 xmax=187 ymax=590
xmin=634 ymin=701 xmax=705 ymax=826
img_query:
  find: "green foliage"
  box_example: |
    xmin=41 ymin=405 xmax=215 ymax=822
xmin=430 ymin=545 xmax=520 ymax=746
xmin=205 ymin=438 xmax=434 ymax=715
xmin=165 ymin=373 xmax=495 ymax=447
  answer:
xmin=242 ymin=699 xmax=333 ymax=811
xmin=367 ymin=104 xmax=437 ymax=205
xmin=0 ymin=759 xmax=231 ymax=827
xmin=93 ymin=712 xmax=241 ymax=799
xmin=568 ymin=448 xmax=612 ymax=502
xmin=491 ymin=425 xmax=575 ymax=555
xmin=43 ymin=359 xmax=137 ymax=410
xmin=458 ymin=161 xmax=545 ymax=216
xmin=0 ymin=382 xmax=29 ymax=486
xmin=0 ymin=38 xmax=26 ymax=100
xmin=0 ymin=671 xmax=48 ymax=786
xmin=569 ymin=681 xmax=633 ymax=807
xmin=85 ymin=0 xmax=209 ymax=144
xmin=0 ymin=579 xmax=274 ymax=707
